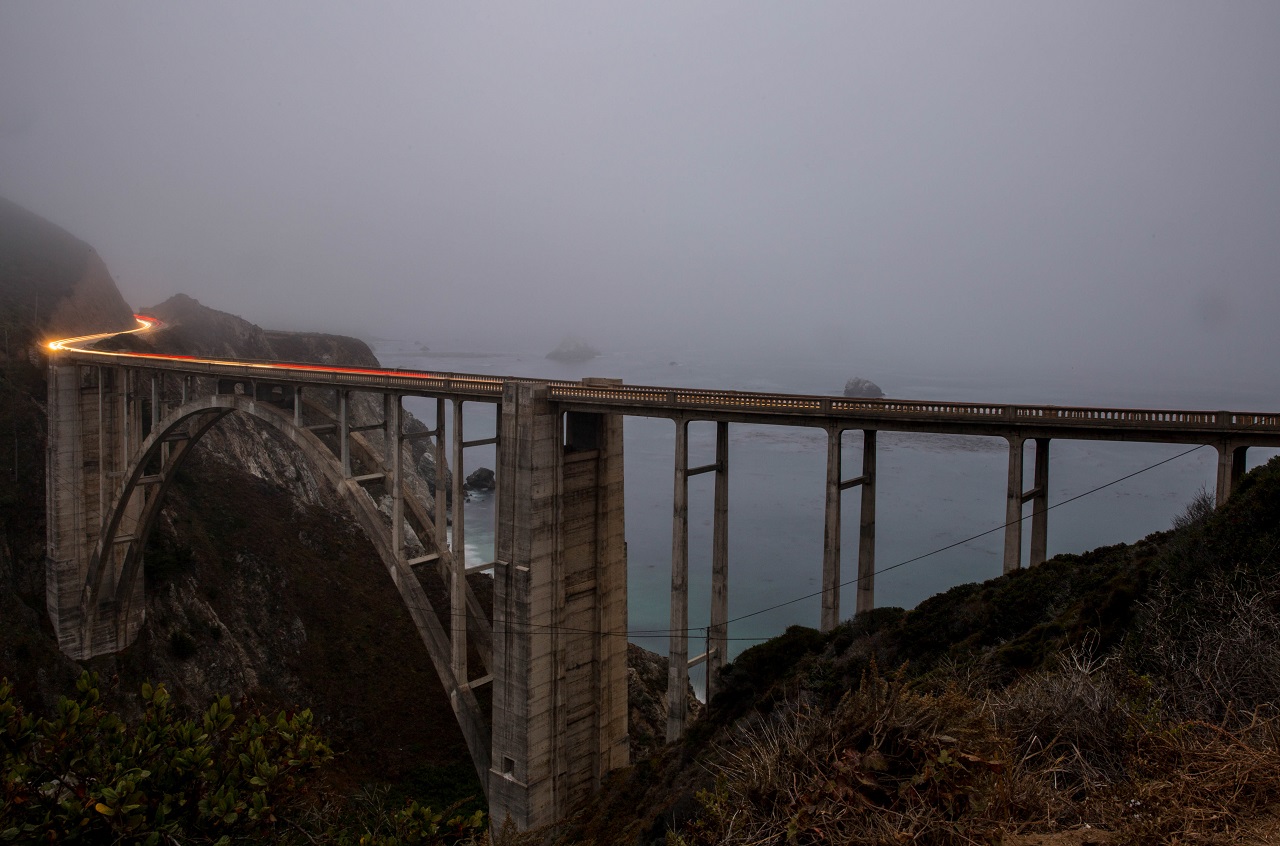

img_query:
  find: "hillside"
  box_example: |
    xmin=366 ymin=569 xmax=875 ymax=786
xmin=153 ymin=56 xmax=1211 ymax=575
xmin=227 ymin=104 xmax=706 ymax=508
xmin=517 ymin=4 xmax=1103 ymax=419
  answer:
xmin=522 ymin=460 xmax=1280 ymax=845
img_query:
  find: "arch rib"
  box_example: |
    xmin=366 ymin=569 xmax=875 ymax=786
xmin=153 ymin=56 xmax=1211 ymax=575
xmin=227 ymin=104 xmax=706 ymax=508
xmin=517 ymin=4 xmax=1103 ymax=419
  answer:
xmin=77 ymin=393 xmax=492 ymax=792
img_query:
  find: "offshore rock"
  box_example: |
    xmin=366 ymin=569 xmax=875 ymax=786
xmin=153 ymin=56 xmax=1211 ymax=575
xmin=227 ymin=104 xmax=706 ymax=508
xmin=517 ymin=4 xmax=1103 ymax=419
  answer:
xmin=843 ymin=377 xmax=885 ymax=398
xmin=546 ymin=336 xmax=600 ymax=363
xmin=464 ymin=467 xmax=495 ymax=492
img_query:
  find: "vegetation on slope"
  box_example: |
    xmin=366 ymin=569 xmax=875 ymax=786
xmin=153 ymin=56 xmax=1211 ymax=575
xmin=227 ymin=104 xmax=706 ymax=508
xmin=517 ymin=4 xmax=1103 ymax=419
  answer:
xmin=529 ymin=459 xmax=1280 ymax=846
xmin=0 ymin=672 xmax=486 ymax=844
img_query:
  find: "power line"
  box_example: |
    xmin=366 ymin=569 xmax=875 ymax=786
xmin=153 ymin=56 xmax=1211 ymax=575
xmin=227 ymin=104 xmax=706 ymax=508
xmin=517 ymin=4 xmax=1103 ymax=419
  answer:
xmin=401 ymin=439 xmax=1220 ymax=645
xmin=721 ymin=442 xmax=1210 ymax=627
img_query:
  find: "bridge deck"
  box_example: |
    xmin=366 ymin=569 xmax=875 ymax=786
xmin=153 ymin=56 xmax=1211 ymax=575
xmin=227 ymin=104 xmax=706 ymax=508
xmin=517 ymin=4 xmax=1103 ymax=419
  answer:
xmin=60 ymin=349 xmax=1280 ymax=446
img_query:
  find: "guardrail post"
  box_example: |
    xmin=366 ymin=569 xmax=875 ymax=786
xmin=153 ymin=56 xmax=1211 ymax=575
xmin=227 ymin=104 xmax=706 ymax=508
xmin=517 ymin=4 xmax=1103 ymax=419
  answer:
xmin=1003 ymin=436 xmax=1025 ymax=573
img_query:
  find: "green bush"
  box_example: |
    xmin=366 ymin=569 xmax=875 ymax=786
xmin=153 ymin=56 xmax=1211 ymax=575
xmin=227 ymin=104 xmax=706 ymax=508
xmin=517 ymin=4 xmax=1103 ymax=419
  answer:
xmin=0 ymin=673 xmax=486 ymax=845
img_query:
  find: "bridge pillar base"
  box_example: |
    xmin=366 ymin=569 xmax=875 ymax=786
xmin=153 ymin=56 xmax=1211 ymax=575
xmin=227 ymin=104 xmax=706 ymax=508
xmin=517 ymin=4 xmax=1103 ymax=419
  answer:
xmin=491 ymin=382 xmax=628 ymax=830
xmin=1215 ymin=442 xmax=1248 ymax=507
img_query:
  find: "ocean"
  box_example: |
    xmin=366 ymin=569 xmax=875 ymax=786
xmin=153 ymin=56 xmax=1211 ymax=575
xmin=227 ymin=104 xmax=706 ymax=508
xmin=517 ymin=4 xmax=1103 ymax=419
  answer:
xmin=371 ymin=340 xmax=1279 ymax=692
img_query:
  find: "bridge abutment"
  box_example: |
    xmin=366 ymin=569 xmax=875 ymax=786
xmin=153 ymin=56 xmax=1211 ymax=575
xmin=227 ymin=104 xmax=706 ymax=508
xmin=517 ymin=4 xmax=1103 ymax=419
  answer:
xmin=47 ymin=362 xmax=147 ymax=658
xmin=490 ymin=382 xmax=629 ymax=829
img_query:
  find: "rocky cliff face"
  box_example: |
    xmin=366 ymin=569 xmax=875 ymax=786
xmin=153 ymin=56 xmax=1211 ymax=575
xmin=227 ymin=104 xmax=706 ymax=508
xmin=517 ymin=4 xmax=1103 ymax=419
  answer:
xmin=627 ymin=643 xmax=705 ymax=760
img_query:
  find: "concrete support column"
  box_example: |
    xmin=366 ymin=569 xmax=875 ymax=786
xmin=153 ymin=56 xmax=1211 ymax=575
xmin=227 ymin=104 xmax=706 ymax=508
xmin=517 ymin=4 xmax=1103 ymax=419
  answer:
xmin=451 ymin=398 xmax=467 ymax=683
xmin=338 ymin=390 xmax=351 ymax=477
xmin=1215 ymin=442 xmax=1248 ymax=506
xmin=667 ymin=418 xmax=690 ymax=742
xmin=434 ymin=398 xmax=447 ymax=545
xmin=491 ymin=382 xmax=628 ymax=830
xmin=120 ymin=367 xmax=131 ymax=467
xmin=452 ymin=400 xmax=466 ymax=566
xmin=293 ymin=386 xmax=303 ymax=427
xmin=97 ymin=369 xmax=106 ymax=530
xmin=1003 ymin=436 xmax=1026 ymax=573
xmin=856 ymin=430 xmax=877 ymax=615
xmin=706 ymin=421 xmax=729 ymax=702
xmin=1028 ymin=438 xmax=1050 ymax=567
xmin=821 ymin=428 xmax=842 ymax=632
xmin=150 ymin=374 xmax=160 ymax=431
xmin=386 ymin=395 xmax=404 ymax=561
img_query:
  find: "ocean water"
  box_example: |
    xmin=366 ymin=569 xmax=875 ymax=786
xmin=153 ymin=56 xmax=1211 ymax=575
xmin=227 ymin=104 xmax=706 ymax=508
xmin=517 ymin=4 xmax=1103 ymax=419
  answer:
xmin=372 ymin=340 xmax=1280 ymax=691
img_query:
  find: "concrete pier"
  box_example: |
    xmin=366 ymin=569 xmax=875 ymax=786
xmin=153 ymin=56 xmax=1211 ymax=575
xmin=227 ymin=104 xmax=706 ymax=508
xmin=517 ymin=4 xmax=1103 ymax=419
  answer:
xmin=1004 ymin=437 xmax=1051 ymax=572
xmin=490 ymin=382 xmax=628 ymax=829
xmin=820 ymin=428 xmax=877 ymax=631
xmin=1216 ymin=442 xmax=1248 ymax=506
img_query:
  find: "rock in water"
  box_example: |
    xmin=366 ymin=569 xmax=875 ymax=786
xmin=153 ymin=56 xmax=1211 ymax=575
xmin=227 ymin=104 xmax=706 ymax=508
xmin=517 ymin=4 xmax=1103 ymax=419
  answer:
xmin=464 ymin=467 xmax=496 ymax=492
xmin=546 ymin=336 xmax=600 ymax=363
xmin=844 ymin=377 xmax=885 ymax=398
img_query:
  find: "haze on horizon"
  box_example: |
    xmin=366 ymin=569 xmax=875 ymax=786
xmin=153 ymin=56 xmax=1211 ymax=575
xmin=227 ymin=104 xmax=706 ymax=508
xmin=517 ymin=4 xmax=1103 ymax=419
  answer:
xmin=2 ymin=3 xmax=1278 ymax=398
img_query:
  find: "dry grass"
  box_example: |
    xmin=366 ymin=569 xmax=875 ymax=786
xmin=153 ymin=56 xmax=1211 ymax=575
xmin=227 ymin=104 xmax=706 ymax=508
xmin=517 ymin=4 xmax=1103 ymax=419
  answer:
xmin=671 ymin=667 xmax=1012 ymax=845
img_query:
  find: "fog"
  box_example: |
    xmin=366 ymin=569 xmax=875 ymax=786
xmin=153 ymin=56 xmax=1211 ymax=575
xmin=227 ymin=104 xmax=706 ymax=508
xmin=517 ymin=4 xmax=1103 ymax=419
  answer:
xmin=2 ymin=3 xmax=1279 ymax=397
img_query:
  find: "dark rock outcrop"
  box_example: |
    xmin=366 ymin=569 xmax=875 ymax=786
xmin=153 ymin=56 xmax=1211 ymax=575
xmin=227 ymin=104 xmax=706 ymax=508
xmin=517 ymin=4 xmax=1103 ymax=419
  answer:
xmin=464 ymin=467 xmax=495 ymax=492
xmin=627 ymin=643 xmax=704 ymax=761
xmin=843 ymin=377 xmax=885 ymax=398
xmin=546 ymin=336 xmax=600 ymax=363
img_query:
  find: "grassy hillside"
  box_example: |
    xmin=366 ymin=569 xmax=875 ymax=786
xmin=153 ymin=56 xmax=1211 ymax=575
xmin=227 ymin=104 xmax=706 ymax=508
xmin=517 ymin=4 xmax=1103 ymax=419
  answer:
xmin=529 ymin=459 xmax=1280 ymax=846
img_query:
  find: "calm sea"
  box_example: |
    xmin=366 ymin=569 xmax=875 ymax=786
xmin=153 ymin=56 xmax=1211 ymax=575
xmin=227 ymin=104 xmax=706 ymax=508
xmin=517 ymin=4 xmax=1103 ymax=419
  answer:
xmin=372 ymin=340 xmax=1279 ymax=692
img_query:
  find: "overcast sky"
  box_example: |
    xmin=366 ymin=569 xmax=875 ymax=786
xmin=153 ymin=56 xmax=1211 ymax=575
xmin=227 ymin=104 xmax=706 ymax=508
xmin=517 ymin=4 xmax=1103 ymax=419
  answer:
xmin=2 ymin=3 xmax=1278 ymax=391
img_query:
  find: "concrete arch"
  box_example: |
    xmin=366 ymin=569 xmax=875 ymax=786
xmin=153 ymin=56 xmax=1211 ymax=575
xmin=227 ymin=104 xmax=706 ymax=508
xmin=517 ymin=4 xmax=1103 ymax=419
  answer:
xmin=79 ymin=392 xmax=491 ymax=791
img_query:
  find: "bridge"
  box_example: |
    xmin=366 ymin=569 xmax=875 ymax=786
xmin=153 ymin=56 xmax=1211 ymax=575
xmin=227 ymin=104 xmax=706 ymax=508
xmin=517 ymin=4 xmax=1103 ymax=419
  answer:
xmin=45 ymin=317 xmax=1280 ymax=828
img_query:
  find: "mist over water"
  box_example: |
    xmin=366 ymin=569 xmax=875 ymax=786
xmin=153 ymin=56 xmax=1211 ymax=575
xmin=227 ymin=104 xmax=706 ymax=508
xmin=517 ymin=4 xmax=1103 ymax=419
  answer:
xmin=4 ymin=0 xmax=1279 ymax=700
xmin=376 ymin=338 xmax=1280 ymax=693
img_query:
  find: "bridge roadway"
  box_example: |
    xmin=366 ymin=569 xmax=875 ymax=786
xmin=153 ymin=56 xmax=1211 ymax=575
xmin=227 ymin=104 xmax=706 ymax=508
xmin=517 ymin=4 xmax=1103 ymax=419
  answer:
xmin=57 ymin=326 xmax=1280 ymax=444
xmin=45 ymin=316 xmax=1280 ymax=828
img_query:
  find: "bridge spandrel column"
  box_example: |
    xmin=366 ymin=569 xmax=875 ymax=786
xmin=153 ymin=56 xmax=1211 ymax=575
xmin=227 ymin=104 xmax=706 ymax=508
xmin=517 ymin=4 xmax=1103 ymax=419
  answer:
xmin=1003 ymin=436 xmax=1026 ymax=574
xmin=491 ymin=381 xmax=628 ymax=830
xmin=820 ymin=428 xmax=842 ymax=632
xmin=668 ymin=419 xmax=690 ymax=741
xmin=1028 ymin=438 xmax=1050 ymax=567
xmin=856 ymin=430 xmax=877 ymax=615
xmin=46 ymin=361 xmax=91 ymax=656
xmin=706 ymin=421 xmax=729 ymax=702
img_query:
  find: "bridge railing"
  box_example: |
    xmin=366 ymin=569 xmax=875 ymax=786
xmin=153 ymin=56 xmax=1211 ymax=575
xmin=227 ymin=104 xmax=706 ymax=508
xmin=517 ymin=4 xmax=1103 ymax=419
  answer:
xmin=62 ymin=351 xmax=1280 ymax=433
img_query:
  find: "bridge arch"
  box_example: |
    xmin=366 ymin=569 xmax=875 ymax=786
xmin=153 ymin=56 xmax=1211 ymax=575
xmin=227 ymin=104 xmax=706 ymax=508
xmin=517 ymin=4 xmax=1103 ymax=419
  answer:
xmin=77 ymin=392 xmax=492 ymax=790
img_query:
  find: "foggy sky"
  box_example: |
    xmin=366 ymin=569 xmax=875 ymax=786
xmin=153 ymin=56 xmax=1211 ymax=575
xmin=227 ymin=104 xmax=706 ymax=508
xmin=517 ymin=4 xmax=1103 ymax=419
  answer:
xmin=2 ymin=3 xmax=1278 ymax=393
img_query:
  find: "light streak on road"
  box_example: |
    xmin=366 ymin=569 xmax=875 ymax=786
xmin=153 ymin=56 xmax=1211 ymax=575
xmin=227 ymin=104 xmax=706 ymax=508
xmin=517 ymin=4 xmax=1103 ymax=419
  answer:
xmin=47 ymin=314 xmax=507 ymax=386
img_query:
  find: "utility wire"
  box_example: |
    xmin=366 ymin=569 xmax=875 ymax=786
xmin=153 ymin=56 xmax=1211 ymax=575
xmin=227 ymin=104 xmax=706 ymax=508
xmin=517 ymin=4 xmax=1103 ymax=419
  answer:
xmin=428 ymin=440 xmax=1223 ymax=643
xmin=721 ymin=441 xmax=1211 ymax=628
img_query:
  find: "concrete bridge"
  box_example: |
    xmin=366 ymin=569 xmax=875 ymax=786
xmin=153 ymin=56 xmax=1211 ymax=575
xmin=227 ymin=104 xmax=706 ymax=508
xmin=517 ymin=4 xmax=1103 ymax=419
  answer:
xmin=45 ymin=320 xmax=1280 ymax=828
